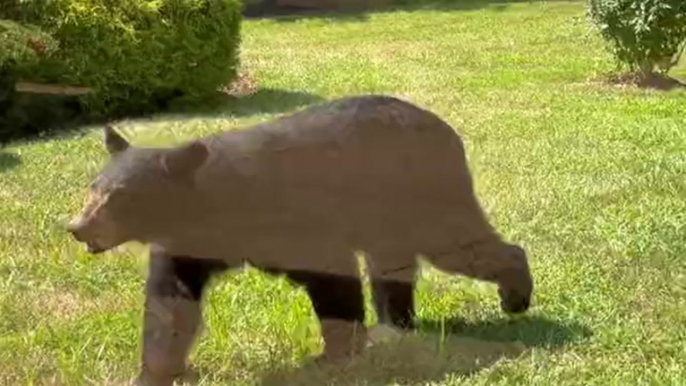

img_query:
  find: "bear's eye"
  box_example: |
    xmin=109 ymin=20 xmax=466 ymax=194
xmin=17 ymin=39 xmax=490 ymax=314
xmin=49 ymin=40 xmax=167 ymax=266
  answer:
xmin=90 ymin=174 xmax=118 ymax=192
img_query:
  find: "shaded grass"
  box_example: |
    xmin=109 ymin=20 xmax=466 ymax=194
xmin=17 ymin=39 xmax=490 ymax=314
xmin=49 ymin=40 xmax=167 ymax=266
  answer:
xmin=1 ymin=0 xmax=686 ymax=385
xmin=0 ymin=151 xmax=21 ymax=172
xmin=0 ymin=86 xmax=326 ymax=146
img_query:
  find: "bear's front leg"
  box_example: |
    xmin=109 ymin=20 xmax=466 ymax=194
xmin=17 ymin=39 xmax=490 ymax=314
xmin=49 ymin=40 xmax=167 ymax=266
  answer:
xmin=286 ymin=270 xmax=368 ymax=361
xmin=137 ymin=248 xmax=228 ymax=386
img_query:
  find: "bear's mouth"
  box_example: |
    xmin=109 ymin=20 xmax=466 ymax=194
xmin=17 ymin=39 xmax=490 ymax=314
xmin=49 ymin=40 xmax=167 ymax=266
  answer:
xmin=86 ymin=242 xmax=106 ymax=254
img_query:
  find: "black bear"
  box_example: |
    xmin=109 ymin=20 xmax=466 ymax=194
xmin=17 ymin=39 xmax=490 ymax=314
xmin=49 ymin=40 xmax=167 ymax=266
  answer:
xmin=67 ymin=95 xmax=533 ymax=386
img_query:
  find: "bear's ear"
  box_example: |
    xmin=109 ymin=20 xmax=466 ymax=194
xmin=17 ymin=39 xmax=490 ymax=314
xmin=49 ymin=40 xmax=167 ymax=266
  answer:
xmin=104 ymin=124 xmax=129 ymax=155
xmin=160 ymin=141 xmax=209 ymax=180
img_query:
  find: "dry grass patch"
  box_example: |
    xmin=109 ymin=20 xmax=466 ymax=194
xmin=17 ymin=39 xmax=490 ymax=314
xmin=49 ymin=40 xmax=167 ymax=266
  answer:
xmin=24 ymin=289 xmax=136 ymax=322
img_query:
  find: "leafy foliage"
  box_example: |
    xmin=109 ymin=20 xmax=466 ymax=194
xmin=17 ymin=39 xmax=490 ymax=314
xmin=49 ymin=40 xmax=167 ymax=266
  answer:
xmin=1 ymin=0 xmax=243 ymax=142
xmin=588 ymin=0 xmax=686 ymax=75
xmin=0 ymin=19 xmax=57 ymax=69
xmin=0 ymin=19 xmax=64 ymax=144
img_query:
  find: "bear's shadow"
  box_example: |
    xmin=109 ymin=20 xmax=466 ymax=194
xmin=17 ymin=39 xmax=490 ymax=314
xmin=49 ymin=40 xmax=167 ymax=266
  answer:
xmin=258 ymin=315 xmax=591 ymax=386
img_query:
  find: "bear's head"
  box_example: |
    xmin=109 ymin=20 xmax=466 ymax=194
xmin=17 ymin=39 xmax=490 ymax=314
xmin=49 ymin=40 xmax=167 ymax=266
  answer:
xmin=66 ymin=125 xmax=209 ymax=254
xmin=496 ymin=243 xmax=533 ymax=314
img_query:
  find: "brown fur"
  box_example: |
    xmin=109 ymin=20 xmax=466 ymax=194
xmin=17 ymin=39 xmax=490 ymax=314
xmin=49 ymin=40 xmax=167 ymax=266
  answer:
xmin=67 ymin=95 xmax=533 ymax=385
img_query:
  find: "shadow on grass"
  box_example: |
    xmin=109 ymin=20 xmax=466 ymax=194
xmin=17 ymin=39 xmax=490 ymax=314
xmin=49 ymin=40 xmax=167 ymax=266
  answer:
xmin=163 ymin=88 xmax=326 ymax=119
xmin=257 ymin=315 xmax=590 ymax=386
xmin=0 ymin=92 xmax=86 ymax=146
xmin=0 ymin=151 xmax=21 ymax=172
xmin=1 ymin=88 xmax=325 ymax=146
xmin=244 ymin=0 xmax=572 ymax=23
xmin=601 ymin=72 xmax=686 ymax=91
xmin=417 ymin=314 xmax=592 ymax=348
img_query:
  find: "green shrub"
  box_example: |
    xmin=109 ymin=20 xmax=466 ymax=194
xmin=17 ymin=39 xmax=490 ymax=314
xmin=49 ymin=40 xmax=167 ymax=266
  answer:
xmin=588 ymin=0 xmax=686 ymax=76
xmin=0 ymin=19 xmax=57 ymax=69
xmin=3 ymin=0 xmax=243 ymax=118
xmin=0 ymin=19 xmax=55 ymax=108
xmin=1 ymin=19 xmax=67 ymax=144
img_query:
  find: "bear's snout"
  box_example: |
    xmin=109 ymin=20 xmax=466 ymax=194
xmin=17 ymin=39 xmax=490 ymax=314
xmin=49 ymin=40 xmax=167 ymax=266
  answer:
xmin=66 ymin=219 xmax=107 ymax=254
xmin=66 ymin=221 xmax=87 ymax=242
xmin=499 ymin=288 xmax=531 ymax=314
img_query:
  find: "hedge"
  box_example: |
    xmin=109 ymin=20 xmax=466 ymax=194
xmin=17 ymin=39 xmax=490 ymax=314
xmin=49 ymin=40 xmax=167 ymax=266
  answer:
xmin=0 ymin=19 xmax=57 ymax=69
xmin=1 ymin=0 xmax=243 ymax=142
xmin=0 ymin=19 xmax=67 ymax=143
xmin=588 ymin=0 xmax=686 ymax=76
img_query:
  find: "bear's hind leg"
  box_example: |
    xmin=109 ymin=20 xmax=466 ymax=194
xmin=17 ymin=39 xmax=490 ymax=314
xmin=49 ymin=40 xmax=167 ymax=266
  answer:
xmin=286 ymin=270 xmax=367 ymax=362
xmin=137 ymin=247 xmax=228 ymax=386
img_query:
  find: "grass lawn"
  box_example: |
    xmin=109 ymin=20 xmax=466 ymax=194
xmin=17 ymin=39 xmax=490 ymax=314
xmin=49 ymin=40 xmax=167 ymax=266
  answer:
xmin=1 ymin=0 xmax=685 ymax=385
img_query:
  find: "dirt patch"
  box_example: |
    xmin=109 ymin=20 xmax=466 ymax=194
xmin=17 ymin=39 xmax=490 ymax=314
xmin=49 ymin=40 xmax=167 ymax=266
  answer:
xmin=219 ymin=70 xmax=260 ymax=97
xmin=599 ymin=71 xmax=686 ymax=91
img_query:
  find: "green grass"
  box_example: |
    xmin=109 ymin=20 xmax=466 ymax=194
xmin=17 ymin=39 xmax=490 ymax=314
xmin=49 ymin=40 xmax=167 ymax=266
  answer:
xmin=1 ymin=1 xmax=686 ymax=385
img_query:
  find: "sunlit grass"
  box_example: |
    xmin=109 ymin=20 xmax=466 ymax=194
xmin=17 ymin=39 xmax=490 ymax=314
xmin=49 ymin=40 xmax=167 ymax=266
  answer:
xmin=1 ymin=1 xmax=685 ymax=384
